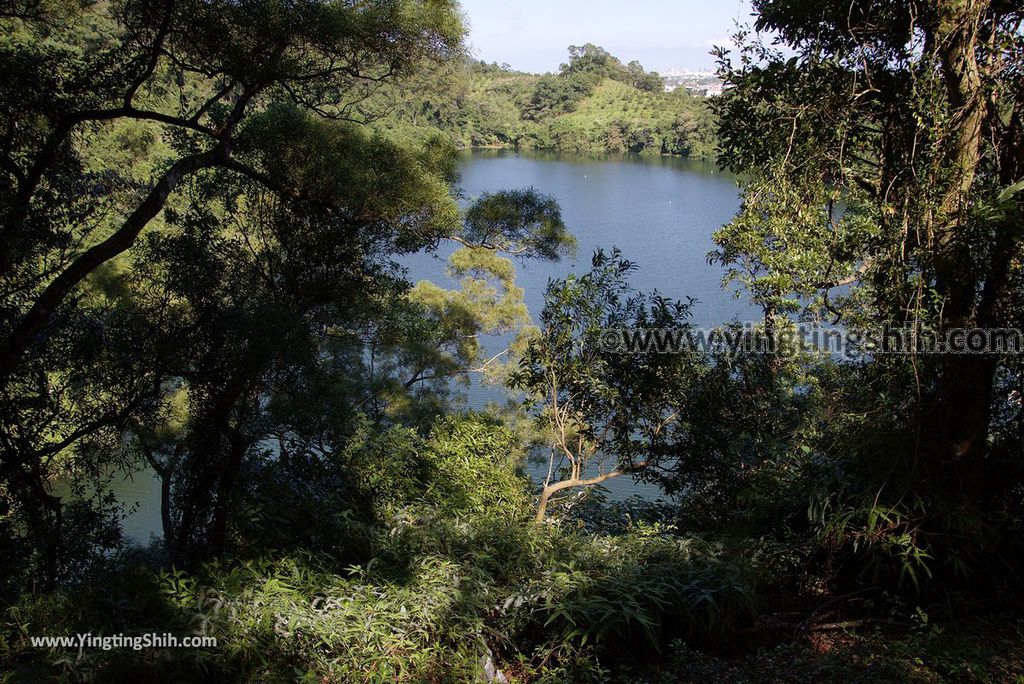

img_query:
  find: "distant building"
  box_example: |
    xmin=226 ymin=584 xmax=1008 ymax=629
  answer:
xmin=661 ymin=68 xmax=724 ymax=98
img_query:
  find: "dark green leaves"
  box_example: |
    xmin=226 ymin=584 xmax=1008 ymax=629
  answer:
xmin=235 ymin=102 xmax=460 ymax=248
xmin=461 ymin=188 xmax=575 ymax=261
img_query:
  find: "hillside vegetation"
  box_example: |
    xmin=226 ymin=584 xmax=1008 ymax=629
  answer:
xmin=375 ymin=44 xmax=719 ymax=158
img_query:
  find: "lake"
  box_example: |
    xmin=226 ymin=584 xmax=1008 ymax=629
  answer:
xmin=80 ymin=151 xmax=748 ymax=544
xmin=409 ymin=150 xmax=748 ymax=332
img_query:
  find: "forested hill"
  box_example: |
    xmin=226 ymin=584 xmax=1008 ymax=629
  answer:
xmin=375 ymin=44 xmax=719 ymax=159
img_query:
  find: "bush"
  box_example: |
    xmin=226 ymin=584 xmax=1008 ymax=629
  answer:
xmin=1 ymin=410 xmax=758 ymax=681
xmin=502 ymin=527 xmax=756 ymax=659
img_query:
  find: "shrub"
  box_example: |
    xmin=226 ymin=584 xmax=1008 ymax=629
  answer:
xmin=501 ymin=526 xmax=757 ymax=660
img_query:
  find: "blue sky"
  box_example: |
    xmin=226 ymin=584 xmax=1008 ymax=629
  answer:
xmin=458 ymin=0 xmax=754 ymax=74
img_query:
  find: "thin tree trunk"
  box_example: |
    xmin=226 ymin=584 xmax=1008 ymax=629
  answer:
xmin=928 ymin=0 xmax=995 ymax=464
xmin=533 ymin=461 xmax=650 ymax=524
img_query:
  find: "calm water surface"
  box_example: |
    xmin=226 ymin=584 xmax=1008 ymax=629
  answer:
xmin=409 ymin=150 xmax=748 ymax=331
xmin=79 ymin=151 xmax=748 ymax=544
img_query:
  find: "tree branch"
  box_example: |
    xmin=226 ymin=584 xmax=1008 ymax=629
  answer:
xmin=1 ymin=143 xmax=231 ymax=379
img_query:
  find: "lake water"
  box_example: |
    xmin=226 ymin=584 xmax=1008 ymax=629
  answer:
xmin=83 ymin=151 xmax=748 ymax=544
xmin=409 ymin=150 xmax=748 ymax=333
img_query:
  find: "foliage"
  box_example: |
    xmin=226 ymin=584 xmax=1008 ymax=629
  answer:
xmin=509 ymin=249 xmax=706 ymax=521
xmin=375 ymin=50 xmax=720 ymax=158
xmin=1 ymin=413 xmax=757 ymax=682
xmin=2 ymin=0 xmax=1024 ymax=681
xmin=461 ymin=189 xmax=576 ymax=260
xmin=710 ymin=0 xmax=1024 ymax=591
xmin=503 ymin=529 xmax=756 ymax=654
xmin=0 ymin=0 xmax=467 ymax=584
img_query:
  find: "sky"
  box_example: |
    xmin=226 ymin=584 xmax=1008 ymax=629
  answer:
xmin=458 ymin=0 xmax=754 ymax=74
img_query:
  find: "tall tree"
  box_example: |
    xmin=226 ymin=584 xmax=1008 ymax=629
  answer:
xmin=0 ymin=0 xmax=465 ymax=582
xmin=713 ymin=0 xmax=1024 ymax=469
xmin=711 ymin=0 xmax=1024 ymax=582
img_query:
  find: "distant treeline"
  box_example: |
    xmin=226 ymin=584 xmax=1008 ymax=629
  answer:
xmin=375 ymin=44 xmax=719 ymax=159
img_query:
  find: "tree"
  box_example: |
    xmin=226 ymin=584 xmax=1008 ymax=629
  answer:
xmin=625 ymin=60 xmax=663 ymax=93
xmin=562 ymin=44 xmax=662 ymax=92
xmin=122 ymin=184 xmax=572 ymax=566
xmin=0 ymin=0 xmax=463 ymax=373
xmin=351 ymin=189 xmax=575 ymax=426
xmin=561 ymin=43 xmax=624 ymax=81
xmin=714 ymin=0 xmax=1024 ymax=466
xmin=522 ymin=73 xmax=596 ymax=121
xmin=0 ymin=0 xmax=464 ymax=581
xmin=712 ymin=0 xmax=1024 ymax=581
xmin=509 ymin=249 xmax=703 ymax=523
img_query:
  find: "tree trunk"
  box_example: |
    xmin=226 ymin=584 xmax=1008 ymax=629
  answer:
xmin=927 ymin=0 xmax=994 ymax=464
xmin=533 ymin=462 xmax=649 ymax=524
xmin=534 ymin=485 xmax=556 ymax=524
